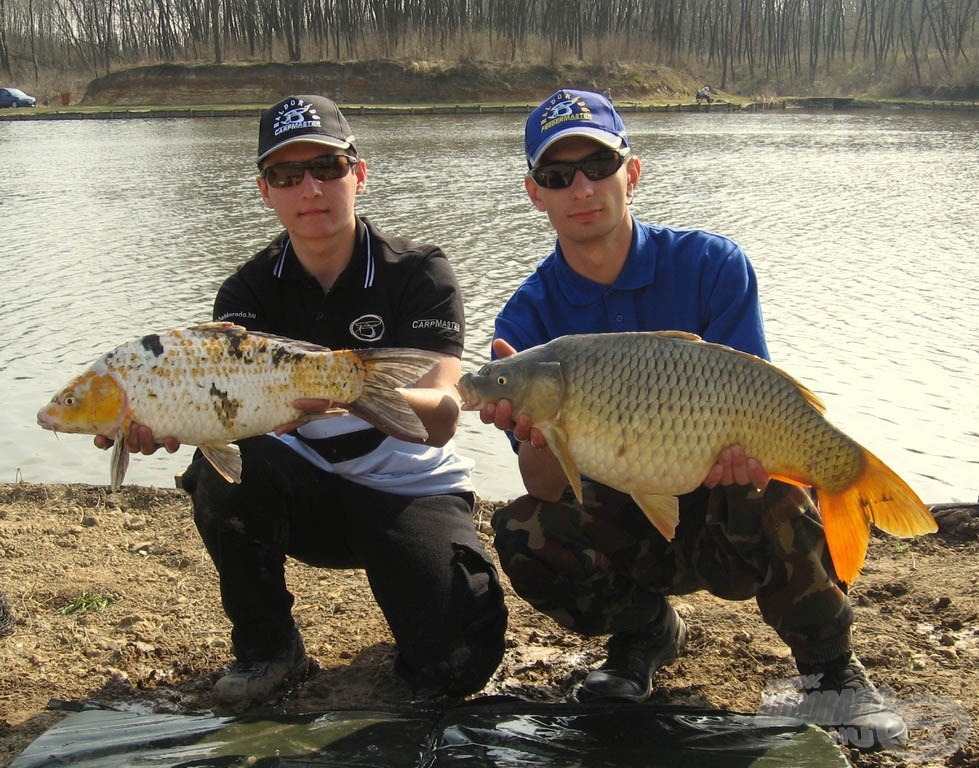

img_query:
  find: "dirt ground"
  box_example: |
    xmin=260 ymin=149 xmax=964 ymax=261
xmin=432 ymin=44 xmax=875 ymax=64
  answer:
xmin=0 ymin=482 xmax=976 ymax=767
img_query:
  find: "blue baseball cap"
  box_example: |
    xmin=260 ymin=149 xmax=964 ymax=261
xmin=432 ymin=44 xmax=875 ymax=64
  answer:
xmin=525 ymin=89 xmax=629 ymax=168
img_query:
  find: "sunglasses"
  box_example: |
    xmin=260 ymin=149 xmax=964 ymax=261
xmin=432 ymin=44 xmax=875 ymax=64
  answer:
xmin=529 ymin=148 xmax=630 ymax=189
xmin=261 ymin=154 xmax=359 ymax=188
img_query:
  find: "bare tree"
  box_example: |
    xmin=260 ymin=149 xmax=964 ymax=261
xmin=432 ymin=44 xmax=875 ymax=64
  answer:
xmin=1 ymin=0 xmax=976 ymax=94
xmin=209 ymin=0 xmax=220 ymax=61
xmin=0 ymin=0 xmax=13 ymax=77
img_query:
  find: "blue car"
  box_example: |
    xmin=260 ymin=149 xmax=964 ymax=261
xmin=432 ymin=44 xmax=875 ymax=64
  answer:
xmin=0 ymin=87 xmax=36 ymax=108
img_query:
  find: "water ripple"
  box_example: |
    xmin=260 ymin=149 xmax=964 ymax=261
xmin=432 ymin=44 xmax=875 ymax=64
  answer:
xmin=2 ymin=111 xmax=976 ymax=503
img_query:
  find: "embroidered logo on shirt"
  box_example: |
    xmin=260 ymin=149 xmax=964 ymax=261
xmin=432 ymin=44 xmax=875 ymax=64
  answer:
xmin=350 ymin=314 xmax=385 ymax=342
xmin=216 ymin=311 xmax=258 ymax=322
xmin=412 ymin=319 xmax=461 ymax=333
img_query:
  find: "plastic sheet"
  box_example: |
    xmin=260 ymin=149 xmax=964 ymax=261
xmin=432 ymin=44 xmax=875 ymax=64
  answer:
xmin=11 ymin=699 xmax=851 ymax=768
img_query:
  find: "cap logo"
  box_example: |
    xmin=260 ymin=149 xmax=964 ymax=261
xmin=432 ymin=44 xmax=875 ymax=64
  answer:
xmin=540 ymin=93 xmax=594 ymax=135
xmin=273 ymin=98 xmax=322 ymax=138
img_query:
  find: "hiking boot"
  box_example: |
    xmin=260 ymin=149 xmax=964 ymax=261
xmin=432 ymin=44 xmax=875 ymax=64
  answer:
xmin=575 ymin=604 xmax=688 ymax=703
xmin=796 ymin=651 xmax=908 ymax=749
xmin=214 ymin=631 xmax=310 ymax=708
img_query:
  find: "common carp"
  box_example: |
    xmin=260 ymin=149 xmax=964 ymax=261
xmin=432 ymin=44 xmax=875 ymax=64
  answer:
xmin=457 ymin=331 xmax=937 ymax=583
xmin=38 ymin=322 xmax=439 ymax=490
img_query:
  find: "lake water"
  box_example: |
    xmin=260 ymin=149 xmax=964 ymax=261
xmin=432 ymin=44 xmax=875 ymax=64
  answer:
xmin=1 ymin=109 xmax=976 ymax=503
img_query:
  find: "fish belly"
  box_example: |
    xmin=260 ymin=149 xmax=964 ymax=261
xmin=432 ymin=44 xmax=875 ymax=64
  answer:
xmin=562 ymin=390 xmax=721 ymax=496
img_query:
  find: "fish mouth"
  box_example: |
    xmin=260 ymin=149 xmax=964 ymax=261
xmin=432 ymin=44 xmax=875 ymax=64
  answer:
xmin=455 ymin=378 xmax=480 ymax=411
xmin=36 ymin=409 xmax=57 ymax=432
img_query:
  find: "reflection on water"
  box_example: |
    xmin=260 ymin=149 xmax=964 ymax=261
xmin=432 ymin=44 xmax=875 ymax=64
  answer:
xmin=1 ymin=110 xmax=976 ymax=503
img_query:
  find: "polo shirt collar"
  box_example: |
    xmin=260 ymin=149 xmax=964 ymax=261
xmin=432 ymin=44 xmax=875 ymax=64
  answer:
xmin=273 ymin=219 xmax=373 ymax=288
xmin=553 ymin=216 xmax=655 ymax=306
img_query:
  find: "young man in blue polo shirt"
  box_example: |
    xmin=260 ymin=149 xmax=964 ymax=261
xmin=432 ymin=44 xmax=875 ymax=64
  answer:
xmin=477 ymin=88 xmax=906 ymax=748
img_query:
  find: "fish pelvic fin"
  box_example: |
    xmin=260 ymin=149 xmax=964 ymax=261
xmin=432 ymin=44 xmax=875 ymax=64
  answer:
xmin=109 ymin=431 xmax=130 ymax=492
xmin=631 ymin=493 xmax=680 ymax=541
xmin=200 ymin=443 xmax=243 ymax=484
xmin=349 ymin=348 xmax=441 ymax=441
xmin=541 ymin=424 xmax=583 ymax=503
xmin=819 ymin=448 xmax=937 ymax=585
xmin=767 ymin=473 xmax=812 ymax=490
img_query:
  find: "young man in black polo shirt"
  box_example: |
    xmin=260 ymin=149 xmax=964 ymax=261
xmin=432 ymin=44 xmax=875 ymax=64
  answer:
xmin=107 ymin=94 xmax=507 ymax=708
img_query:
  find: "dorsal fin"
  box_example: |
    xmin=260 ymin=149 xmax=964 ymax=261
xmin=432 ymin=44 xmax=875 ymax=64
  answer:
xmin=650 ymin=330 xmax=703 ymax=342
xmin=646 ymin=331 xmax=827 ymax=414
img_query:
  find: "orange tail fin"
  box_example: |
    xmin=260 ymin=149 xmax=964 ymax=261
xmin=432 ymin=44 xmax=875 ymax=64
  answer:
xmin=817 ymin=449 xmax=938 ymax=584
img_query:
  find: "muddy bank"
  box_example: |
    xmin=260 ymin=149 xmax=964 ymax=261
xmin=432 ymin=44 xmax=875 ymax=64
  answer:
xmin=0 ymin=483 xmax=977 ymax=767
xmin=80 ymin=60 xmax=703 ymax=107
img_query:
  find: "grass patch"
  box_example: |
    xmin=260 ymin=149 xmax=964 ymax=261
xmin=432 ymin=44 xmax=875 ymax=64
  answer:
xmin=60 ymin=591 xmax=117 ymax=615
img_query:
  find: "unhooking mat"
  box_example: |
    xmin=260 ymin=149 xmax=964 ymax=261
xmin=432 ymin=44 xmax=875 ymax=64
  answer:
xmin=11 ymin=698 xmax=851 ymax=767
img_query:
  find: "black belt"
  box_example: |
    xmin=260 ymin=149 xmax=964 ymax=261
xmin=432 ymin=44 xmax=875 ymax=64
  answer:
xmin=295 ymin=427 xmax=387 ymax=463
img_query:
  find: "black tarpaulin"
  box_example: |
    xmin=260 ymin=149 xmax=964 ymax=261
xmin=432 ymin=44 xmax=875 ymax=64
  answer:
xmin=11 ymin=699 xmax=851 ymax=767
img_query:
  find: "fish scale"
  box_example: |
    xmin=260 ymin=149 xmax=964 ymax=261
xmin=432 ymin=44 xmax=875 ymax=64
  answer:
xmin=101 ymin=328 xmax=366 ymax=444
xmin=457 ymin=330 xmax=937 ymax=583
xmin=38 ymin=322 xmax=439 ymax=491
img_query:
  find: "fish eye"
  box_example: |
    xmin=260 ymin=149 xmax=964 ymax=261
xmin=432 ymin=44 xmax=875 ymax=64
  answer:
xmin=496 ymin=375 xmax=508 ymax=386
xmin=63 ymin=395 xmax=76 ymax=406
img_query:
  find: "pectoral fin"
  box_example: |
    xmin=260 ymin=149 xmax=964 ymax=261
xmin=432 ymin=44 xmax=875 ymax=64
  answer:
xmin=110 ymin=432 xmax=130 ymax=492
xmin=631 ymin=492 xmax=681 ymax=541
xmin=541 ymin=424 xmax=583 ymax=503
xmin=200 ymin=443 xmax=243 ymax=484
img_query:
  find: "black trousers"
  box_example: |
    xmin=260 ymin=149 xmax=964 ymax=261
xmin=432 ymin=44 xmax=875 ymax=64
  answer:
xmin=182 ymin=435 xmax=507 ymax=696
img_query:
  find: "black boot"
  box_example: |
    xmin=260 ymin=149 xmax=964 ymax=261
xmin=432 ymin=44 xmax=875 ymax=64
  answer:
xmin=795 ymin=651 xmax=908 ymax=749
xmin=576 ymin=604 xmax=688 ymax=703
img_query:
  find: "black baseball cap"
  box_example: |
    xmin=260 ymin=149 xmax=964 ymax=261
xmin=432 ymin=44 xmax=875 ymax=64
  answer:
xmin=257 ymin=95 xmax=356 ymax=165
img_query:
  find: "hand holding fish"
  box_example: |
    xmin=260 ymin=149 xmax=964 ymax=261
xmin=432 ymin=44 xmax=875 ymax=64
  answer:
xmin=94 ymin=424 xmax=180 ymax=456
xmin=272 ymin=399 xmax=347 ymax=435
xmin=703 ymin=445 xmax=770 ymax=492
xmin=479 ymin=338 xmax=548 ymax=449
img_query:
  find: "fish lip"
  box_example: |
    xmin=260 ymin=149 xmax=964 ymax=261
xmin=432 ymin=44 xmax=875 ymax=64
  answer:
xmin=454 ymin=381 xmax=479 ymax=410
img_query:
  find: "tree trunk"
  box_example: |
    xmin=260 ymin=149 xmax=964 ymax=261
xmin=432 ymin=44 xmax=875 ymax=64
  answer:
xmin=0 ymin=0 xmax=12 ymax=78
xmin=211 ymin=0 xmax=221 ymax=63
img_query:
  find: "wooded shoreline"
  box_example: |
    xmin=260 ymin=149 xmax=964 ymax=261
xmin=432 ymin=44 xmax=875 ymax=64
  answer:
xmin=3 ymin=97 xmax=977 ymax=123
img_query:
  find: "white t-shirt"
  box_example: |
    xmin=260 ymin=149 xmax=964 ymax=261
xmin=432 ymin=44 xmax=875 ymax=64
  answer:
xmin=275 ymin=415 xmax=474 ymax=496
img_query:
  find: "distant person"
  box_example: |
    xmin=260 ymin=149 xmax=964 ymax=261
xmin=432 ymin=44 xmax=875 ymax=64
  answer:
xmin=97 ymin=94 xmax=507 ymax=709
xmin=696 ymin=85 xmax=713 ymax=104
xmin=476 ymin=87 xmax=907 ymax=748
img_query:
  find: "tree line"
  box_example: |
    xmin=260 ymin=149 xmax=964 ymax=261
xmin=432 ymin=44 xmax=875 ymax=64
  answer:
xmin=2 ymin=0 xmax=977 ymax=90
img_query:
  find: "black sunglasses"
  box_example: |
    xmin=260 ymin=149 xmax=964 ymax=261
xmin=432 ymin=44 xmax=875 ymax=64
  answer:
xmin=261 ymin=154 xmax=359 ymax=188
xmin=530 ymin=148 xmax=630 ymax=189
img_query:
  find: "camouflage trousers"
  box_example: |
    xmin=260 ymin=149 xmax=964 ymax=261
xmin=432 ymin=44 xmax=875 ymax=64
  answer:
xmin=492 ymin=480 xmax=853 ymax=665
